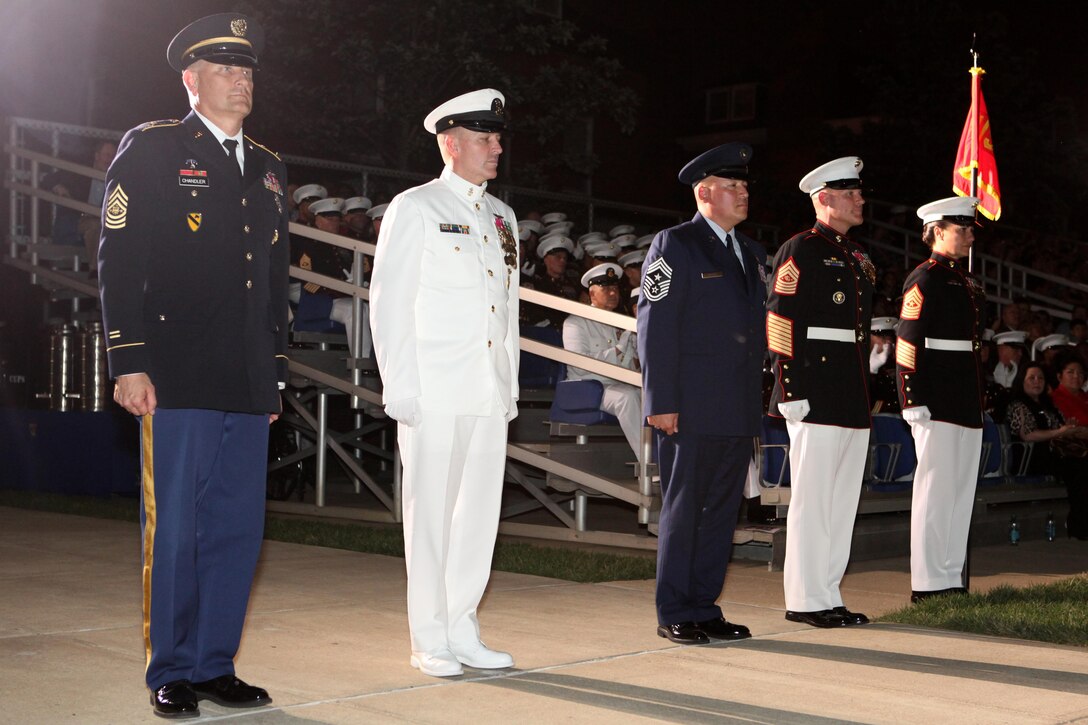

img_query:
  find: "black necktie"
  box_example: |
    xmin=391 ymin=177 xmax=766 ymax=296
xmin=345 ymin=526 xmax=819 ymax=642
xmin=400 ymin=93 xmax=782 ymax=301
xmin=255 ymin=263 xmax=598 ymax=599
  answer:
xmin=726 ymin=232 xmax=745 ymax=276
xmin=223 ymin=139 xmax=241 ymax=178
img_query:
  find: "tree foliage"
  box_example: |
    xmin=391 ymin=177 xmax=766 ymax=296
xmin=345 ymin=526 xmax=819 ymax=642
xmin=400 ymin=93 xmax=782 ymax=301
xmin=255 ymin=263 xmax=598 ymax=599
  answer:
xmin=239 ymin=0 xmax=639 ymax=187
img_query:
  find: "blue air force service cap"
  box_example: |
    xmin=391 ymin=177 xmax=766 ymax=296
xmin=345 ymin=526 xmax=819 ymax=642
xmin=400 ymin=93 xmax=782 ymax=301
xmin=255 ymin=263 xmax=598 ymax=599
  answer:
xmin=581 ymin=263 xmax=623 ymax=289
xmin=424 ymin=89 xmax=507 ymax=134
xmin=917 ymin=196 xmax=979 ymax=226
xmin=799 ymin=156 xmax=863 ymax=195
xmin=678 ymin=142 xmax=752 ymax=186
xmin=167 ymin=13 xmax=264 ymax=72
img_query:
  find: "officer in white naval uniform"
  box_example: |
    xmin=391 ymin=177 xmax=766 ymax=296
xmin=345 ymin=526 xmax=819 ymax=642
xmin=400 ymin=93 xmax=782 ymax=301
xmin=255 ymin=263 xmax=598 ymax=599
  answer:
xmin=369 ymin=89 xmax=519 ymax=678
xmin=562 ymin=262 xmax=642 ymax=458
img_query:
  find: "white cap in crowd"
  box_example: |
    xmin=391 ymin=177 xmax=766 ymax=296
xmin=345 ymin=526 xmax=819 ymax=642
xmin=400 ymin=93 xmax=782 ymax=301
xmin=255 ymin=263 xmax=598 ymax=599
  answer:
xmin=294 ymin=183 xmax=327 ymax=204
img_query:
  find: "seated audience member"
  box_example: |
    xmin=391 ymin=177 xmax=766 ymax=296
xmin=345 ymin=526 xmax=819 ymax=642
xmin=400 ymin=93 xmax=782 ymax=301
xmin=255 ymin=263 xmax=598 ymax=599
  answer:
xmin=300 ymin=198 xmax=371 ymax=358
xmin=562 ymin=263 xmax=642 ymax=459
xmin=367 ymin=203 xmax=389 ymax=238
xmin=869 ymin=316 xmax=899 ymax=413
xmin=1069 ymin=318 xmax=1087 ymax=345
xmin=1007 ymin=360 xmax=1088 ymax=539
xmin=991 ymin=300 xmax=1022 ymax=334
xmin=46 ymin=139 xmax=117 ymax=269
xmin=1036 ymin=334 xmax=1075 ymax=370
xmin=293 ymin=183 xmax=327 ymax=226
xmin=528 ymin=236 xmax=579 ymax=329
xmin=342 ymin=196 xmax=373 ymax=240
xmin=618 ymin=249 xmax=646 ymax=311
xmin=992 ymin=330 xmax=1027 ymax=388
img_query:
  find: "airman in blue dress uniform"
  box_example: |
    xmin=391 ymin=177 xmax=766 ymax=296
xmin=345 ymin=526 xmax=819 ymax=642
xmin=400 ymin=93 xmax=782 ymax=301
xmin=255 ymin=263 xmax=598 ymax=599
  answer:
xmin=637 ymin=143 xmax=767 ymax=645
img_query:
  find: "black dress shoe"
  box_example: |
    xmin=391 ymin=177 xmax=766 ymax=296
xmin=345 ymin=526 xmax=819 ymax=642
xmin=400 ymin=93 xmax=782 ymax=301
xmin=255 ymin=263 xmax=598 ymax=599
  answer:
xmin=832 ymin=607 xmax=870 ymax=625
xmin=785 ymin=609 xmax=847 ymax=628
xmin=656 ymin=622 xmax=710 ymax=644
xmin=191 ymin=675 xmax=272 ymax=708
xmin=696 ymin=617 xmax=752 ymax=640
xmin=150 ymin=680 xmax=199 ymax=719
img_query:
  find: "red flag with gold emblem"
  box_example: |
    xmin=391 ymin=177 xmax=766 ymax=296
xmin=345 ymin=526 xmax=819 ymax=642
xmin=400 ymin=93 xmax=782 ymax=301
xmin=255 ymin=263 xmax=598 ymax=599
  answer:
xmin=953 ymin=66 xmax=1001 ymax=221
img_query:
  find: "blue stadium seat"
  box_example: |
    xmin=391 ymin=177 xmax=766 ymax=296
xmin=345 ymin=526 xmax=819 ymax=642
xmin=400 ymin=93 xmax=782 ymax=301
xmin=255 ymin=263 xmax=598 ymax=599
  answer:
xmin=519 ymin=325 xmax=563 ymax=388
xmin=759 ymin=414 xmax=791 ymax=487
xmin=549 ymin=379 xmax=619 ymax=426
xmin=868 ymin=412 xmax=916 ymax=492
xmin=293 ymin=290 xmax=345 ymax=334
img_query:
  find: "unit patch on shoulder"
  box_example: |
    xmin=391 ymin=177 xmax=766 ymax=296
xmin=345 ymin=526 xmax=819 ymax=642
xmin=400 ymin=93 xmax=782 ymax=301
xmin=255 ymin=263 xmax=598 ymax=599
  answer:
xmin=642 ymin=256 xmax=673 ymax=301
xmin=104 ymin=184 xmax=128 ymax=229
xmin=896 ymin=338 xmax=917 ymax=370
xmin=767 ymin=312 xmax=793 ymax=357
xmin=773 ymin=257 xmax=800 ymax=295
xmin=900 ymin=284 xmax=924 ymax=320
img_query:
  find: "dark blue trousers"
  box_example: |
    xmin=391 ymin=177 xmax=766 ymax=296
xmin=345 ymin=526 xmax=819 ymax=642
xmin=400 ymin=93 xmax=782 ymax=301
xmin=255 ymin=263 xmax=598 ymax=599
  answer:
xmin=139 ymin=409 xmax=268 ymax=689
xmin=655 ymin=431 xmax=749 ymax=625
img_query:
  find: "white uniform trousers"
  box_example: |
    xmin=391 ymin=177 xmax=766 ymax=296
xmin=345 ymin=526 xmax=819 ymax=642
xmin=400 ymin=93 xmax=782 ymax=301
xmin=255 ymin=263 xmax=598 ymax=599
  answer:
xmin=783 ymin=422 xmax=868 ymax=611
xmin=907 ymin=420 xmax=981 ymax=591
xmin=330 ymin=297 xmax=372 ymax=359
xmin=600 ymin=382 xmax=643 ymax=460
xmin=397 ymin=408 xmax=507 ymax=654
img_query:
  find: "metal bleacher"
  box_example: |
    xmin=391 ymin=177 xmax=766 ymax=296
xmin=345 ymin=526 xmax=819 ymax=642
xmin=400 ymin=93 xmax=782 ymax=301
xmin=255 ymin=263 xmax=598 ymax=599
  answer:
xmin=4 ymin=115 xmax=1082 ymax=561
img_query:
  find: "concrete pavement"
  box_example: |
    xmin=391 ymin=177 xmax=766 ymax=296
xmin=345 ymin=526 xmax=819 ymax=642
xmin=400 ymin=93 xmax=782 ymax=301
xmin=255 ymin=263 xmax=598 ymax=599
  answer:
xmin=1 ymin=506 xmax=1085 ymax=724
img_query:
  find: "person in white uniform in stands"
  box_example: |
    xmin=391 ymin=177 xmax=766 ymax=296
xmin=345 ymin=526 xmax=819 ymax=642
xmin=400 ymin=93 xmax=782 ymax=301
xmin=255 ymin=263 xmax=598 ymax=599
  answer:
xmin=562 ymin=262 xmax=642 ymax=459
xmin=369 ymin=88 xmax=519 ymax=678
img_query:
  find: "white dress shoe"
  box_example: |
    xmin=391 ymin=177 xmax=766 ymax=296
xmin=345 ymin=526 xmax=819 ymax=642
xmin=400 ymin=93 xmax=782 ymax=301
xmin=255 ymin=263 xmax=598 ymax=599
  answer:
xmin=451 ymin=642 xmax=514 ymax=669
xmin=410 ymin=649 xmax=463 ymax=677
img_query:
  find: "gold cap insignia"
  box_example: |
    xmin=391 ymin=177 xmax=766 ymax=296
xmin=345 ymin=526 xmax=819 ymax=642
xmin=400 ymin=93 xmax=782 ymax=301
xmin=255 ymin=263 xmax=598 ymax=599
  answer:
xmin=492 ymin=98 xmax=504 ymax=117
xmin=231 ymin=18 xmax=247 ymax=37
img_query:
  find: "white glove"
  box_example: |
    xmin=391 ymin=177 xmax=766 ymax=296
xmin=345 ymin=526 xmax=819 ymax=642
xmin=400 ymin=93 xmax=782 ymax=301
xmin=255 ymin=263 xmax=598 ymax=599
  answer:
xmin=777 ymin=399 xmax=810 ymax=422
xmin=869 ymin=342 xmax=890 ymax=374
xmin=521 ymin=261 xmax=536 ymax=277
xmin=385 ymin=397 xmax=422 ymax=427
xmin=901 ymin=405 xmax=932 ymax=424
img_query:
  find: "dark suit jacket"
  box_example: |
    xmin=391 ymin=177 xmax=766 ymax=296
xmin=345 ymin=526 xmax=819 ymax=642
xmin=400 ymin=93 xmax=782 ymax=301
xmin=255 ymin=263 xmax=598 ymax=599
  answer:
xmin=637 ymin=212 xmax=767 ymax=437
xmin=98 ymin=112 xmax=290 ymax=414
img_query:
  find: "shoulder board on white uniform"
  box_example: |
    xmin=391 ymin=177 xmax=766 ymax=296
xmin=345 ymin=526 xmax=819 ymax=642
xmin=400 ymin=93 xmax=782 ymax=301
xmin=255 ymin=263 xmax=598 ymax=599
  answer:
xmin=244 ymin=135 xmax=281 ymax=161
xmin=139 ymin=119 xmax=182 ymax=132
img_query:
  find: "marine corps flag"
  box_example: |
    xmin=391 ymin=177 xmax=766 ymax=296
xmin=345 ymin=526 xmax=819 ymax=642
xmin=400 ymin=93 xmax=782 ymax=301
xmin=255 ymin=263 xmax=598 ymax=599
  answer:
xmin=953 ymin=66 xmax=1001 ymax=220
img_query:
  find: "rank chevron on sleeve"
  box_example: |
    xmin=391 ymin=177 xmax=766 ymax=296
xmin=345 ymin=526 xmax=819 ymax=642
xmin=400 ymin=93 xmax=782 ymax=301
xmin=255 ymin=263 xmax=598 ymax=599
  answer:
xmin=642 ymin=256 xmax=673 ymax=301
xmin=104 ymin=184 xmax=128 ymax=230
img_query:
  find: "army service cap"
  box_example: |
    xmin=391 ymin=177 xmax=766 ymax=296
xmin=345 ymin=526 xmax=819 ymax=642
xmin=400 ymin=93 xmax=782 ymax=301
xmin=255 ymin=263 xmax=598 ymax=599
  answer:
xmin=168 ymin=13 xmax=264 ymax=72
xmin=424 ymin=88 xmax=507 ymax=134
xmin=678 ymin=142 xmax=752 ymax=186
xmin=799 ymin=156 xmax=863 ymax=195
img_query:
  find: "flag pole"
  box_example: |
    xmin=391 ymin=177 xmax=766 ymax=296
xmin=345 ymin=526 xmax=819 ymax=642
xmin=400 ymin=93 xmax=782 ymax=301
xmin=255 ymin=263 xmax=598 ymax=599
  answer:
xmin=968 ymin=35 xmax=979 ymax=273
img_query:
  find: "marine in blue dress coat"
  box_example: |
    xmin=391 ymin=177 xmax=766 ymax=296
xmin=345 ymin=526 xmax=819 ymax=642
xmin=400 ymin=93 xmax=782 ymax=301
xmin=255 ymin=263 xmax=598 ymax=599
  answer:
xmin=637 ymin=143 xmax=767 ymax=644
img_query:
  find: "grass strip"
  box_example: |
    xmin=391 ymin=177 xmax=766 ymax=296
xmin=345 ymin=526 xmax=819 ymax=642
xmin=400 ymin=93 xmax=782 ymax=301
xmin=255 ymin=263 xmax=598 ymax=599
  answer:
xmin=0 ymin=489 xmax=656 ymax=583
xmin=878 ymin=576 xmax=1088 ymax=647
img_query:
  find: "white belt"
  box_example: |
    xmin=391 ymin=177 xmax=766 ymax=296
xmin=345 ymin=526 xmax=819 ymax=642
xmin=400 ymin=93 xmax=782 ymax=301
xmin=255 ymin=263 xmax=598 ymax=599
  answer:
xmin=807 ymin=326 xmax=856 ymax=343
xmin=925 ymin=337 xmax=973 ymax=351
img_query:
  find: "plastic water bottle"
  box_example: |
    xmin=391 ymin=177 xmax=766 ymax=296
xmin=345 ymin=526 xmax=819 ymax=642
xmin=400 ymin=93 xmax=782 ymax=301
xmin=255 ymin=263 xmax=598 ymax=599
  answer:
xmin=1045 ymin=512 xmax=1057 ymax=542
xmin=1009 ymin=516 xmax=1020 ymax=545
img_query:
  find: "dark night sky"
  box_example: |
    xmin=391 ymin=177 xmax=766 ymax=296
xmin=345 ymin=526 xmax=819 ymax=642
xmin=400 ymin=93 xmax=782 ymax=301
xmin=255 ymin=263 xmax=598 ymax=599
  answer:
xmin=2 ymin=0 xmax=1085 ymax=235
